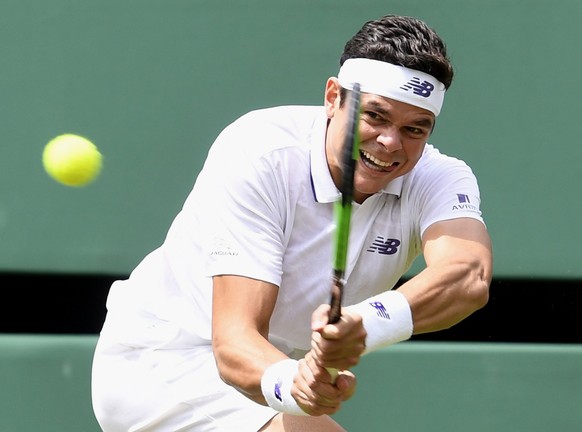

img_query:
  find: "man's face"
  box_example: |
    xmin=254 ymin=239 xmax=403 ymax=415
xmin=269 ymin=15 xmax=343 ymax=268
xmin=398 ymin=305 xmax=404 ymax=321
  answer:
xmin=325 ymin=78 xmax=435 ymax=203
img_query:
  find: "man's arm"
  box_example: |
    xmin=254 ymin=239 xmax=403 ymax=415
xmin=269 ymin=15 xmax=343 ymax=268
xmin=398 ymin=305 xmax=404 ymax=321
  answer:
xmin=212 ymin=275 xmax=284 ymax=403
xmin=397 ymin=217 xmax=493 ymax=334
xmin=212 ymin=275 xmax=358 ymax=415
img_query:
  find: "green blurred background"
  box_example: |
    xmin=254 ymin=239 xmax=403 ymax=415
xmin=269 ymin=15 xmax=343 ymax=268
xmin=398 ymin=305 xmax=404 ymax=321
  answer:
xmin=2 ymin=0 xmax=580 ymax=279
xmin=2 ymin=2 xmax=581 ymax=431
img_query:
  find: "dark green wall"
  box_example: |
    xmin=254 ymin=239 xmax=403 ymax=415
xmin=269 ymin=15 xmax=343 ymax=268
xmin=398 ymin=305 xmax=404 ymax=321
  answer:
xmin=1 ymin=0 xmax=580 ymax=278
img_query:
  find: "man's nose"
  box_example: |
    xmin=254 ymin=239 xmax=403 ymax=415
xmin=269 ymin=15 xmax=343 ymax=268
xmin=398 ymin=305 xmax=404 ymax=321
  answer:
xmin=376 ymin=127 xmax=402 ymax=152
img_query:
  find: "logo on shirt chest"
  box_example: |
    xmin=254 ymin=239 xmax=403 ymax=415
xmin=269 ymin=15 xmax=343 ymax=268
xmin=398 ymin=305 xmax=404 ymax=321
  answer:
xmin=367 ymin=236 xmax=401 ymax=255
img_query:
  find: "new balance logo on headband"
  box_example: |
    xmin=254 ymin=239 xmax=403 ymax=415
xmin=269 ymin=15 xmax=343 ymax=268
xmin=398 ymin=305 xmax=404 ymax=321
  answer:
xmin=338 ymin=58 xmax=446 ymax=115
xmin=400 ymin=77 xmax=435 ymax=98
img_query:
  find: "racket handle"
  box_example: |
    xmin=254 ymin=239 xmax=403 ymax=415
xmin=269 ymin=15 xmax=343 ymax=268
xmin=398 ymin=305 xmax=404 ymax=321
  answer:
xmin=328 ymin=274 xmax=344 ymax=324
xmin=326 ymin=367 xmax=339 ymax=383
xmin=326 ymin=275 xmax=344 ymax=383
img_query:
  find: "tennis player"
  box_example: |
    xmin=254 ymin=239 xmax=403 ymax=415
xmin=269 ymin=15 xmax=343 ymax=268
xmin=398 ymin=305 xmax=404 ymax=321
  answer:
xmin=92 ymin=14 xmax=492 ymax=431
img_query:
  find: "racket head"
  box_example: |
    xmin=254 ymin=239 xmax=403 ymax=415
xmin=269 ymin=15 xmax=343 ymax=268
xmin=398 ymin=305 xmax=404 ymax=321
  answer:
xmin=328 ymin=83 xmax=361 ymax=324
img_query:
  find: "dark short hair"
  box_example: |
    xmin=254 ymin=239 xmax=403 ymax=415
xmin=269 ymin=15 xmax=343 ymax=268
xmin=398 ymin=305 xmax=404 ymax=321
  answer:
xmin=340 ymin=15 xmax=454 ymax=92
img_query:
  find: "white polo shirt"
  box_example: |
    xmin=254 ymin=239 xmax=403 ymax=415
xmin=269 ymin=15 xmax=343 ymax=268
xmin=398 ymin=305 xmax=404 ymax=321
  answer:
xmin=100 ymin=105 xmax=484 ymax=355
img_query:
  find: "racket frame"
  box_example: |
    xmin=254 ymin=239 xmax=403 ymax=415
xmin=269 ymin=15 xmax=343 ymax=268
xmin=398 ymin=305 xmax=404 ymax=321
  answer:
xmin=328 ymin=83 xmax=361 ymax=324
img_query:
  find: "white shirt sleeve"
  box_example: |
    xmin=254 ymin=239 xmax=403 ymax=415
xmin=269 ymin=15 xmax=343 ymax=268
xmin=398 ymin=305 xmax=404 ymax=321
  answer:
xmin=409 ymin=146 xmax=485 ymax=237
xmin=194 ymin=118 xmax=289 ymax=287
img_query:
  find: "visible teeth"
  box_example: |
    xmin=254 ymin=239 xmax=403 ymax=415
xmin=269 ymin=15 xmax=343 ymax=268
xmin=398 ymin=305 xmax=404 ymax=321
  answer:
xmin=362 ymin=150 xmax=394 ymax=167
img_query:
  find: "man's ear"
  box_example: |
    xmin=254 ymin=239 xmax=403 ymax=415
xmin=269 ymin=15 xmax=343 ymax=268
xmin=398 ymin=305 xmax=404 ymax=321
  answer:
xmin=324 ymin=77 xmax=342 ymax=118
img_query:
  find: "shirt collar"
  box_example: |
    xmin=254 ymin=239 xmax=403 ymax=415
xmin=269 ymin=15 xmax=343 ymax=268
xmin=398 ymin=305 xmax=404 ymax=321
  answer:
xmin=310 ymin=111 xmax=338 ymax=203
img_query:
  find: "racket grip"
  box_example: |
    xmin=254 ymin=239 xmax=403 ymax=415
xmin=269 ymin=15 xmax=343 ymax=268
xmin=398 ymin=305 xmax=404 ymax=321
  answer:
xmin=326 ymin=275 xmax=344 ymax=383
xmin=326 ymin=367 xmax=339 ymax=383
xmin=328 ymin=274 xmax=344 ymax=324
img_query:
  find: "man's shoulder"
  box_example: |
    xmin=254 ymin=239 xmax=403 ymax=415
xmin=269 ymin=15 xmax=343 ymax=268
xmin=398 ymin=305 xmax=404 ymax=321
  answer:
xmin=238 ymin=105 xmax=322 ymax=122
xmin=210 ymin=106 xmax=324 ymax=167
xmin=401 ymin=144 xmax=476 ymax=192
xmin=415 ymin=144 xmax=473 ymax=173
xmin=224 ymin=105 xmax=324 ymax=153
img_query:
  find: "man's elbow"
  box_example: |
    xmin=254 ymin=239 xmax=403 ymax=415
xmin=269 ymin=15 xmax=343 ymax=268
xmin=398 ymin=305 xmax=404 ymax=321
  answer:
xmin=467 ymin=257 xmax=492 ymax=313
xmin=471 ymin=278 xmax=490 ymax=312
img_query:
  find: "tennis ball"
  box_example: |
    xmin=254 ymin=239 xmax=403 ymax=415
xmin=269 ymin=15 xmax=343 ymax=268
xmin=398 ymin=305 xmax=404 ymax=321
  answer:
xmin=42 ymin=134 xmax=103 ymax=187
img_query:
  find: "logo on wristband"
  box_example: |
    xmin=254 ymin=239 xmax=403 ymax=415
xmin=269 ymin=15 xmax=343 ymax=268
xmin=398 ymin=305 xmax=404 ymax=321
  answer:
xmin=274 ymin=382 xmax=283 ymax=402
xmin=369 ymin=301 xmax=390 ymax=319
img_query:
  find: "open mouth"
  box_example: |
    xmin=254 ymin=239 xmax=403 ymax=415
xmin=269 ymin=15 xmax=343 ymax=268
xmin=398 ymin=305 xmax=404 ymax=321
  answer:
xmin=360 ymin=150 xmax=399 ymax=171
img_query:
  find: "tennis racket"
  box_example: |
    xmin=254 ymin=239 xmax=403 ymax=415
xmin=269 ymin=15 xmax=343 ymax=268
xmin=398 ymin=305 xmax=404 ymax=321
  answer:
xmin=326 ymin=82 xmax=361 ymax=380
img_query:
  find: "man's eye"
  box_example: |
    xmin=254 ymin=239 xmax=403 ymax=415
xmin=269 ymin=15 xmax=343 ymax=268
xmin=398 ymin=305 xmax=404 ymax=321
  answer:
xmin=406 ymin=127 xmax=427 ymax=137
xmin=362 ymin=111 xmax=381 ymax=121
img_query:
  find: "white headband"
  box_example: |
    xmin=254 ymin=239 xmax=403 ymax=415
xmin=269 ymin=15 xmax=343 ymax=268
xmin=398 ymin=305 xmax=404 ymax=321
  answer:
xmin=337 ymin=58 xmax=446 ymax=116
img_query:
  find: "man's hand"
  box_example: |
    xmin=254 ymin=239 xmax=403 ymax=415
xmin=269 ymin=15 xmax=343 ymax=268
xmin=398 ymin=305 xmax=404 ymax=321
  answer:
xmin=288 ymin=304 xmax=366 ymax=415
xmin=310 ymin=304 xmax=367 ymax=371
xmin=291 ymin=350 xmax=357 ymax=416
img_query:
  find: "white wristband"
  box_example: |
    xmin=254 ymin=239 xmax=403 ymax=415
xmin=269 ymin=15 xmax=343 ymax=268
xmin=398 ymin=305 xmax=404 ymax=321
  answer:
xmin=346 ymin=290 xmax=413 ymax=354
xmin=260 ymin=359 xmax=308 ymax=416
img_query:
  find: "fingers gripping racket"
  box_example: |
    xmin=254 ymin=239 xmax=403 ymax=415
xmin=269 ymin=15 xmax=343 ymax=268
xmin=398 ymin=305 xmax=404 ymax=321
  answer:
xmin=327 ymin=83 xmax=361 ymax=380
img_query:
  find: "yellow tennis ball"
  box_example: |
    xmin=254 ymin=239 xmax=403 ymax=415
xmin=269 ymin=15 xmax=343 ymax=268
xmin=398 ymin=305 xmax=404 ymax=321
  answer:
xmin=43 ymin=134 xmax=103 ymax=187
